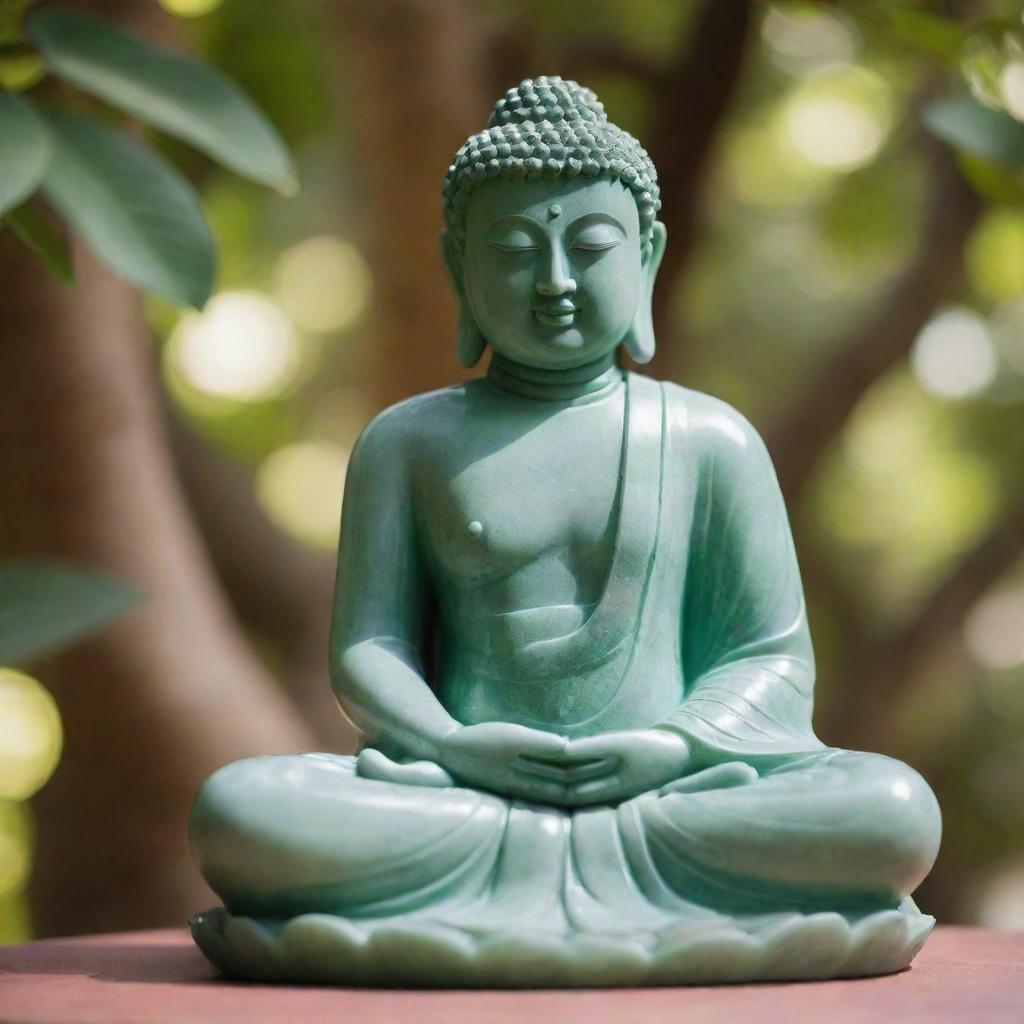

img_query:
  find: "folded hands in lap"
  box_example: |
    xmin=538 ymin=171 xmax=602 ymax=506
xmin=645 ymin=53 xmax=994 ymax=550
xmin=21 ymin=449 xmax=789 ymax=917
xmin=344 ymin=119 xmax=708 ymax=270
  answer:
xmin=357 ymin=723 xmax=718 ymax=807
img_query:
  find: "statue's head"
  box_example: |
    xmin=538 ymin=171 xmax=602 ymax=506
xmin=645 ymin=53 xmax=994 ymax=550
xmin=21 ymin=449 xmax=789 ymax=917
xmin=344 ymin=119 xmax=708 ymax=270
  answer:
xmin=442 ymin=77 xmax=666 ymax=369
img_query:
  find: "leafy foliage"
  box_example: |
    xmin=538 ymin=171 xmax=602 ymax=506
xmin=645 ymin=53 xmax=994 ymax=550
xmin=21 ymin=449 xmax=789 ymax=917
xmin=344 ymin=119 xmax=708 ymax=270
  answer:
xmin=0 ymin=562 xmax=141 ymax=665
xmin=28 ymin=7 xmax=297 ymax=195
xmin=0 ymin=3 xmax=298 ymax=307
xmin=41 ymin=110 xmax=216 ymax=307
xmin=0 ymin=91 xmax=49 ymax=214
xmin=924 ymin=95 xmax=1024 ymax=168
xmin=5 ymin=200 xmax=72 ymax=281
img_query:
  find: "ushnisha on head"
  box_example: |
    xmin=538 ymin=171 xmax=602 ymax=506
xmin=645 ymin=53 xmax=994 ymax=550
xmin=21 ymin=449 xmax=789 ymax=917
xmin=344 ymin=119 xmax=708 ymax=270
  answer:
xmin=441 ymin=77 xmax=667 ymax=370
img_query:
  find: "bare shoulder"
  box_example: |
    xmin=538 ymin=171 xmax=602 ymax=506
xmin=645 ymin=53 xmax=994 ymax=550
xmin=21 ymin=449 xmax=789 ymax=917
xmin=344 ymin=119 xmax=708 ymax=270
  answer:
xmin=660 ymin=380 xmax=772 ymax=464
xmin=352 ymin=383 xmax=474 ymax=463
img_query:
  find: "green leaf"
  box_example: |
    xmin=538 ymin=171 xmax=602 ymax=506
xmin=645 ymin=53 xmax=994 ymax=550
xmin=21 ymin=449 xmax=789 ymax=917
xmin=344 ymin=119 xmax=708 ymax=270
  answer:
xmin=0 ymin=91 xmax=51 ymax=214
xmin=0 ymin=561 xmax=141 ymax=665
xmin=28 ymin=6 xmax=298 ymax=195
xmin=4 ymin=200 xmax=74 ymax=282
xmin=41 ymin=110 xmax=215 ymax=307
xmin=924 ymin=95 xmax=1024 ymax=167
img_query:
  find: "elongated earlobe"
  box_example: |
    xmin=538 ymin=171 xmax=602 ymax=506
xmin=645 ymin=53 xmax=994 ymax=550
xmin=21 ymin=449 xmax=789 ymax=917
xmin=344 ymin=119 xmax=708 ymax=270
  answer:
xmin=622 ymin=221 xmax=667 ymax=365
xmin=622 ymin=313 xmax=655 ymax=364
xmin=440 ymin=230 xmax=487 ymax=368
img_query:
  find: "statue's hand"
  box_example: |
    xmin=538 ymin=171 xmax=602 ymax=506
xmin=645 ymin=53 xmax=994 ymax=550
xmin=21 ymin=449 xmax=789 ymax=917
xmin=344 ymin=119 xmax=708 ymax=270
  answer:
xmin=438 ymin=722 xmax=575 ymax=805
xmin=355 ymin=748 xmax=456 ymax=788
xmin=557 ymin=729 xmax=689 ymax=807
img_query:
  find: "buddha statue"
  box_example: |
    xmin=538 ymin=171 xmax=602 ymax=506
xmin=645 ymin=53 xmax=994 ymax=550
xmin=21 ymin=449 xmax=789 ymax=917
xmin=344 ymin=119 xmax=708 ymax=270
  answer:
xmin=188 ymin=77 xmax=941 ymax=987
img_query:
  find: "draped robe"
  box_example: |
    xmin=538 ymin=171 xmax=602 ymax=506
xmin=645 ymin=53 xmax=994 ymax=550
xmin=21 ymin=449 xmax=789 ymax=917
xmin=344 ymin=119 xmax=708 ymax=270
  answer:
xmin=189 ymin=375 xmax=941 ymax=984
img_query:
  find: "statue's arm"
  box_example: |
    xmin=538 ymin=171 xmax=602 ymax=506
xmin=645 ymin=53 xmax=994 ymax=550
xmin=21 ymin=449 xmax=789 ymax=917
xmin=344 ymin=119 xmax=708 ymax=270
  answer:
xmin=329 ymin=410 xmax=458 ymax=761
xmin=657 ymin=399 xmax=824 ymax=767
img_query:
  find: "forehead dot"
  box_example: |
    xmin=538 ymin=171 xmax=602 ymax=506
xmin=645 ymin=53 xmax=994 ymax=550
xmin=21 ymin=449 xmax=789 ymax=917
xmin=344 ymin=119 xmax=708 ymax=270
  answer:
xmin=547 ymin=204 xmax=562 ymax=220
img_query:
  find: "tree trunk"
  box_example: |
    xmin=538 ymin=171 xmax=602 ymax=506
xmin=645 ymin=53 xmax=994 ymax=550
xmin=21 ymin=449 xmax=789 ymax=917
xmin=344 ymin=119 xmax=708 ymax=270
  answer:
xmin=0 ymin=237 xmax=314 ymax=936
xmin=167 ymin=410 xmax=354 ymax=750
xmin=645 ymin=0 xmax=752 ymax=383
xmin=335 ymin=0 xmax=490 ymax=407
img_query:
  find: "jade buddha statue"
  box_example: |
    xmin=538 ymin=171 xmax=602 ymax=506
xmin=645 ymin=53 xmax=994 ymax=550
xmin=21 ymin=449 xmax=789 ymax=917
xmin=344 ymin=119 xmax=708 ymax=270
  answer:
xmin=188 ymin=78 xmax=941 ymax=987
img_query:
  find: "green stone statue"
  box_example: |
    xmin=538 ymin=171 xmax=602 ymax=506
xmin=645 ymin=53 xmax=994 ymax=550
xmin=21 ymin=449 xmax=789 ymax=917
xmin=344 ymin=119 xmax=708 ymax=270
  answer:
xmin=188 ymin=78 xmax=941 ymax=987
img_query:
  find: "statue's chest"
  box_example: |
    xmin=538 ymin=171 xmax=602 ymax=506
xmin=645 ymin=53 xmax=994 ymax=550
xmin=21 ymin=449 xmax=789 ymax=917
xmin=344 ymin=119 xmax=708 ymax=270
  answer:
xmin=416 ymin=403 xmax=623 ymax=587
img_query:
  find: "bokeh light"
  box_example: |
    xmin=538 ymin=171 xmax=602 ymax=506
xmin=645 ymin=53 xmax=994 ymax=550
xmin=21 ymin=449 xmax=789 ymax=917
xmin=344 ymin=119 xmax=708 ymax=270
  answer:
xmin=256 ymin=441 xmax=348 ymax=549
xmin=761 ymin=4 xmax=858 ymax=76
xmin=965 ymin=581 xmax=1024 ymax=671
xmin=976 ymin=862 xmax=1024 ymax=928
xmin=0 ymin=669 xmax=62 ymax=802
xmin=165 ymin=291 xmax=302 ymax=408
xmin=991 ymin=299 xmax=1024 ymax=376
xmin=722 ymin=125 xmax=831 ymax=210
xmin=783 ymin=67 xmax=892 ymax=172
xmin=961 ymin=20 xmax=1024 ymax=118
xmin=158 ymin=0 xmax=224 ymax=16
xmin=911 ymin=308 xmax=998 ymax=401
xmin=843 ymin=380 xmax=937 ymax=479
xmin=820 ymin=373 xmax=1001 ymax=615
xmin=274 ymin=236 xmax=372 ymax=334
xmin=966 ymin=208 xmax=1024 ymax=303
xmin=1002 ymin=60 xmax=1024 ymax=120
xmin=0 ymin=802 xmax=32 ymax=900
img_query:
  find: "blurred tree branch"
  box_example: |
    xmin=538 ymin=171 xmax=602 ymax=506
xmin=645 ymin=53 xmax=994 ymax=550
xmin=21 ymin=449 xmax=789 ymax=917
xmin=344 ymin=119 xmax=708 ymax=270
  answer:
xmin=559 ymin=35 xmax=666 ymax=86
xmin=166 ymin=410 xmax=356 ymax=750
xmin=766 ymin=134 xmax=982 ymax=509
xmin=824 ymin=497 xmax=1024 ymax=749
xmin=333 ymin=0 xmax=489 ymax=406
xmin=644 ymin=0 xmax=753 ymax=381
xmin=771 ymin=119 xmax=987 ymax=765
xmin=481 ymin=19 xmax=536 ymax=102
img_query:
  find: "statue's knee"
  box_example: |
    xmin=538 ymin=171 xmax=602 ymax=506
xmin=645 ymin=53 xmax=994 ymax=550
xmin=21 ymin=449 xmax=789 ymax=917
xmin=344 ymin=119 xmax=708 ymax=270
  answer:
xmin=189 ymin=756 xmax=291 ymax=864
xmin=190 ymin=755 xmax=316 ymax=905
xmin=865 ymin=757 xmax=942 ymax=898
xmin=190 ymin=759 xmax=248 ymax=855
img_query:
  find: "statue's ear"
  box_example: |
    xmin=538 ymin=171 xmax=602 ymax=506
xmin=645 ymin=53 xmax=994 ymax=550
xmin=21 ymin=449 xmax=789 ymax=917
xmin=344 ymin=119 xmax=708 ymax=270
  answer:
xmin=440 ymin=231 xmax=487 ymax=369
xmin=622 ymin=220 xmax=667 ymax=365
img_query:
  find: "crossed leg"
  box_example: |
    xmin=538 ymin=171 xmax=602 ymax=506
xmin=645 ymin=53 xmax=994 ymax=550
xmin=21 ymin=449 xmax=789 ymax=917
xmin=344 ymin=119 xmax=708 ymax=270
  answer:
xmin=634 ymin=749 xmax=941 ymax=913
xmin=189 ymin=753 xmax=508 ymax=919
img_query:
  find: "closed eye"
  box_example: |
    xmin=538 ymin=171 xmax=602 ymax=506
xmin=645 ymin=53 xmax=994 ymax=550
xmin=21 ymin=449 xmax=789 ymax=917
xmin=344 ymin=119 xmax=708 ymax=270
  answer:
xmin=489 ymin=242 xmax=539 ymax=253
xmin=570 ymin=224 xmax=624 ymax=253
xmin=572 ymin=239 xmax=620 ymax=252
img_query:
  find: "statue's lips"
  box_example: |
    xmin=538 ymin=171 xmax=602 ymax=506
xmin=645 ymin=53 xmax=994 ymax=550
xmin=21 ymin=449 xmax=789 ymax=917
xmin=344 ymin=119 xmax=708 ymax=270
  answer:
xmin=534 ymin=306 xmax=577 ymax=327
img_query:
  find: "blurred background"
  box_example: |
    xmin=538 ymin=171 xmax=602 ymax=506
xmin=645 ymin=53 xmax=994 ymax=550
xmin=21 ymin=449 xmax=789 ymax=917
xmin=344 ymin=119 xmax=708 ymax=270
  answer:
xmin=0 ymin=0 xmax=1022 ymax=943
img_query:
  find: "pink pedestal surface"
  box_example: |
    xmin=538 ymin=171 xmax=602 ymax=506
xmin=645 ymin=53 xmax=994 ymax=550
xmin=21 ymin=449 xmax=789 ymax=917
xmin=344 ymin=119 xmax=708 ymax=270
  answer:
xmin=0 ymin=925 xmax=1021 ymax=1024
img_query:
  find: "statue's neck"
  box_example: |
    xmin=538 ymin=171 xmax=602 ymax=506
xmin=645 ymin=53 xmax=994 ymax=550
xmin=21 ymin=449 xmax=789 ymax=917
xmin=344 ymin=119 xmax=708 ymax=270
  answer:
xmin=486 ymin=352 xmax=623 ymax=402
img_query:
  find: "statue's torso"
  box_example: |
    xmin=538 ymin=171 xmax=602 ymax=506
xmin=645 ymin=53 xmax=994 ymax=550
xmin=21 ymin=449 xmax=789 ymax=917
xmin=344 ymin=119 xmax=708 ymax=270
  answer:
xmin=404 ymin=376 xmax=691 ymax=736
xmin=416 ymin=380 xmax=624 ymax=609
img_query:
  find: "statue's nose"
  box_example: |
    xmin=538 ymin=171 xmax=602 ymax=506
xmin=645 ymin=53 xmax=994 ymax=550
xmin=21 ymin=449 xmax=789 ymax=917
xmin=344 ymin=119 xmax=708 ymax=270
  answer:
xmin=536 ymin=247 xmax=577 ymax=297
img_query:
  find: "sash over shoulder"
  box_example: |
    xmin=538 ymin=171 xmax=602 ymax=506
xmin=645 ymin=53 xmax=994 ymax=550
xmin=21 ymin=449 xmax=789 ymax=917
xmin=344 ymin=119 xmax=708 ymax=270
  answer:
xmin=473 ymin=372 xmax=666 ymax=682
